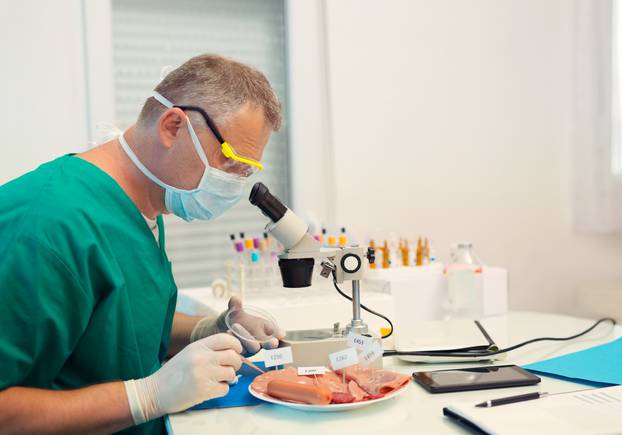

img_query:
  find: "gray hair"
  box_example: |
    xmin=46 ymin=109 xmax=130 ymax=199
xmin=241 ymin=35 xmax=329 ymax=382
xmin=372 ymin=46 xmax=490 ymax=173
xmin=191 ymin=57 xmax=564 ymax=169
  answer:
xmin=137 ymin=54 xmax=282 ymax=131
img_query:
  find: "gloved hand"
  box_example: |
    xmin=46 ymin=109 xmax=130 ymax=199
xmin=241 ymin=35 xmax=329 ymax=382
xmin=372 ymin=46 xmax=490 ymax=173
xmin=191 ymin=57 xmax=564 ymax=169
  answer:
xmin=225 ymin=296 xmax=286 ymax=355
xmin=124 ymin=333 xmax=242 ymax=425
xmin=189 ymin=296 xmax=286 ymax=355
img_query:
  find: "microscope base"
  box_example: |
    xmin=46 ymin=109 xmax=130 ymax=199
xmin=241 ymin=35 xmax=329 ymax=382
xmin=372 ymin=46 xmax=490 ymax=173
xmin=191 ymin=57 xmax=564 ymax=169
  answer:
xmin=281 ymin=328 xmax=383 ymax=369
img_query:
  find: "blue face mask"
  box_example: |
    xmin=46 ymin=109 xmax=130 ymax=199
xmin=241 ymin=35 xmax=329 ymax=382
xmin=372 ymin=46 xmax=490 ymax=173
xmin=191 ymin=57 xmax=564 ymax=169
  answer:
xmin=118 ymin=92 xmax=247 ymax=221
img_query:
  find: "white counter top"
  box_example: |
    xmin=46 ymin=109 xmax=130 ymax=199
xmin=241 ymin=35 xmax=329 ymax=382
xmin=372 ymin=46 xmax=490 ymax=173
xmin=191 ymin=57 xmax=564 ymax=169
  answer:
xmin=168 ymin=311 xmax=620 ymax=435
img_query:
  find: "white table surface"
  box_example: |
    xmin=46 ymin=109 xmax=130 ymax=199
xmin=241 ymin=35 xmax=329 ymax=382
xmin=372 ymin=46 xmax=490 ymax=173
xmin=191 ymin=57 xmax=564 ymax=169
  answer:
xmin=169 ymin=308 xmax=620 ymax=435
xmin=176 ymin=286 xmax=397 ymax=335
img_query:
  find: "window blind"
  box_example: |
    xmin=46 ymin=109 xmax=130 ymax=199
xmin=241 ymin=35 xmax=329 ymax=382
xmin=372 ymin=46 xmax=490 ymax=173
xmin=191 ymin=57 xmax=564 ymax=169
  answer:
xmin=111 ymin=0 xmax=290 ymax=288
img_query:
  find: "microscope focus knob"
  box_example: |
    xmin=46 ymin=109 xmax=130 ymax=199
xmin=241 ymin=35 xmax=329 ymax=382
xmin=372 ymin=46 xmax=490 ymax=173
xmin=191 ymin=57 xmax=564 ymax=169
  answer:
xmin=367 ymin=247 xmax=375 ymax=264
xmin=341 ymin=253 xmax=362 ymax=274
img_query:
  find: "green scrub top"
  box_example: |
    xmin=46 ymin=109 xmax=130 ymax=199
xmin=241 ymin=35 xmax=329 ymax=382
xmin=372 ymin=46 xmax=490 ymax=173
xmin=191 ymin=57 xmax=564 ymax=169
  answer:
xmin=0 ymin=155 xmax=178 ymax=435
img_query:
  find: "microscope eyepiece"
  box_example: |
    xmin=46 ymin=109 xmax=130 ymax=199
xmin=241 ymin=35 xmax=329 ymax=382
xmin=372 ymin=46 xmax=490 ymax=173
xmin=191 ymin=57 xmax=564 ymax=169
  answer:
xmin=250 ymin=182 xmax=315 ymax=287
xmin=249 ymin=182 xmax=287 ymax=222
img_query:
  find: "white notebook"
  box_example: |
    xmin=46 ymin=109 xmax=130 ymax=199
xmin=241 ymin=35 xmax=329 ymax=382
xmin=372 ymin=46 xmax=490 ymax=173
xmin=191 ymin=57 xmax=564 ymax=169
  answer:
xmin=444 ymin=385 xmax=622 ymax=435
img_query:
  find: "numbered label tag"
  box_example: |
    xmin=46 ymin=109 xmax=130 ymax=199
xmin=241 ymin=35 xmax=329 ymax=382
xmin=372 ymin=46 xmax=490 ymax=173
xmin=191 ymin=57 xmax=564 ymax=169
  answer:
xmin=297 ymin=366 xmax=327 ymax=376
xmin=347 ymin=332 xmax=374 ymax=350
xmin=263 ymin=346 xmax=293 ymax=368
xmin=329 ymin=347 xmax=359 ymax=370
xmin=359 ymin=341 xmax=383 ymax=365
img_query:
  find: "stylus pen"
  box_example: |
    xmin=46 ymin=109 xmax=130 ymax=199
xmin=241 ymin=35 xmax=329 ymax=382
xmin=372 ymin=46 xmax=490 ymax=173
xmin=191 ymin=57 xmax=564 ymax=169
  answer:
xmin=475 ymin=392 xmax=548 ymax=408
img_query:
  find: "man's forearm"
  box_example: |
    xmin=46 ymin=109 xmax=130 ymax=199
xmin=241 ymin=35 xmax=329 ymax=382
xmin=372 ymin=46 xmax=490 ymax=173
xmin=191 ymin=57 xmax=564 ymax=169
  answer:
xmin=0 ymin=381 xmax=133 ymax=435
xmin=169 ymin=312 xmax=203 ymax=355
xmin=169 ymin=312 xmax=227 ymax=356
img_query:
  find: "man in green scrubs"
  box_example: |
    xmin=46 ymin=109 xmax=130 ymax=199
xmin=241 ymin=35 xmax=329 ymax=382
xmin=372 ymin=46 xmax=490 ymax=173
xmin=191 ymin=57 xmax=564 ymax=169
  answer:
xmin=0 ymin=54 xmax=284 ymax=434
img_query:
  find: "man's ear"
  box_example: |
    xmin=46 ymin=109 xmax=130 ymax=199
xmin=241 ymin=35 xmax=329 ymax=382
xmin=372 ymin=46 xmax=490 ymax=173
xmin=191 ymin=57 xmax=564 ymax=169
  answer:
xmin=158 ymin=108 xmax=187 ymax=149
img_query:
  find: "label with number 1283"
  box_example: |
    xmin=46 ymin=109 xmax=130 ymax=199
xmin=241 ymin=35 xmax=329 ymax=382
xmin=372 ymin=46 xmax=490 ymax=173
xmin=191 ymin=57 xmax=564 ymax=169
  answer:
xmin=347 ymin=331 xmax=374 ymax=350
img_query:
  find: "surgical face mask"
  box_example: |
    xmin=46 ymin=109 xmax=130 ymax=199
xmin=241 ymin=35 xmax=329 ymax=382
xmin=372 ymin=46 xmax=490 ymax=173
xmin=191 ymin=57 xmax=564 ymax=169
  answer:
xmin=118 ymin=93 xmax=247 ymax=221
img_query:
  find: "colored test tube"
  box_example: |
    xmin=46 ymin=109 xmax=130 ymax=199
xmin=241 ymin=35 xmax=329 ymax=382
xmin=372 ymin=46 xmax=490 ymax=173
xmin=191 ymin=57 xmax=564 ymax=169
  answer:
xmin=401 ymin=239 xmax=410 ymax=266
xmin=338 ymin=227 xmax=348 ymax=247
xmin=416 ymin=237 xmax=423 ymax=266
xmin=319 ymin=228 xmax=326 ymax=245
xmin=369 ymin=239 xmax=377 ymax=269
xmin=382 ymin=240 xmax=390 ymax=269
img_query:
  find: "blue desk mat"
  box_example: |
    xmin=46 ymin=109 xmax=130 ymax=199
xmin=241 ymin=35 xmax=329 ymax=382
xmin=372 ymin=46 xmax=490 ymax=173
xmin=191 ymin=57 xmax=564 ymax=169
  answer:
xmin=523 ymin=336 xmax=622 ymax=386
xmin=189 ymin=362 xmax=269 ymax=410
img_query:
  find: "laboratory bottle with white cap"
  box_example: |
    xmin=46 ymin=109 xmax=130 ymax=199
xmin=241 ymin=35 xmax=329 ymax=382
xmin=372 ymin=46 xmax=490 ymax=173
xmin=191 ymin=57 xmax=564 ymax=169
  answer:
xmin=445 ymin=242 xmax=483 ymax=319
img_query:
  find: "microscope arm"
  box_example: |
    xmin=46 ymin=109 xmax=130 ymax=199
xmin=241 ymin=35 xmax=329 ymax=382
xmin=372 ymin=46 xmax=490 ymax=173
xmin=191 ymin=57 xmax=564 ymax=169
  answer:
xmin=249 ymin=182 xmax=372 ymax=334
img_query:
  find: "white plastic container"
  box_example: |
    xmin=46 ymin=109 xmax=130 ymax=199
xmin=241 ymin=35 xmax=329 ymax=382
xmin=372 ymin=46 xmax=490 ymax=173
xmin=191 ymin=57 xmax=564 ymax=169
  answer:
xmin=366 ymin=264 xmax=446 ymax=335
xmin=364 ymin=263 xmax=508 ymax=331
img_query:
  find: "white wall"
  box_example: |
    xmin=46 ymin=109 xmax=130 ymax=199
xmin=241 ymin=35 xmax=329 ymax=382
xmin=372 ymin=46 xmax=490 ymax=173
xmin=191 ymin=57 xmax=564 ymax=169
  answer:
xmin=2 ymin=0 xmax=621 ymax=317
xmin=317 ymin=0 xmax=622 ymax=316
xmin=0 ymin=0 xmax=88 ymax=184
xmin=286 ymin=0 xmax=336 ymax=224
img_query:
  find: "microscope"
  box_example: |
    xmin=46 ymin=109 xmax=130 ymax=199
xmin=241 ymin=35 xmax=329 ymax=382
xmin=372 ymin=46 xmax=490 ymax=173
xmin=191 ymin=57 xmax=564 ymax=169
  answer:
xmin=249 ymin=183 xmax=383 ymax=368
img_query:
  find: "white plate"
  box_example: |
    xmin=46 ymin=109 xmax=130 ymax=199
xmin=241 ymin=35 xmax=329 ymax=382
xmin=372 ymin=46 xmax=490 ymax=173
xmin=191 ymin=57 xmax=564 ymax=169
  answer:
xmin=248 ymin=383 xmax=409 ymax=412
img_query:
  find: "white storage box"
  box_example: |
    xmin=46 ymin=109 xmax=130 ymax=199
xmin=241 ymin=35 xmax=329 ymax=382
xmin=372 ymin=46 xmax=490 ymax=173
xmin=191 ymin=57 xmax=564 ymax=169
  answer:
xmin=364 ymin=264 xmax=508 ymax=330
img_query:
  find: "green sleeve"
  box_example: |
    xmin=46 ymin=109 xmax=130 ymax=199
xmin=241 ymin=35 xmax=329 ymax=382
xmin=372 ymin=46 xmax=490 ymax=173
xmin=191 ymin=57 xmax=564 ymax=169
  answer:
xmin=0 ymin=236 xmax=95 ymax=390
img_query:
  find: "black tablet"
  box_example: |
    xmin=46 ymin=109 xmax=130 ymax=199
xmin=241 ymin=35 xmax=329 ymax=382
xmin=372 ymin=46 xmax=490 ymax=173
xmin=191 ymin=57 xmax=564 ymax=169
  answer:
xmin=413 ymin=365 xmax=541 ymax=393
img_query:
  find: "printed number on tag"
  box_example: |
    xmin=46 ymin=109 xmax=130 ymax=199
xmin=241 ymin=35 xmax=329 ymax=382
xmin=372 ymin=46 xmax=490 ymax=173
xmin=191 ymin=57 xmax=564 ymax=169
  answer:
xmin=263 ymin=347 xmax=293 ymax=368
xmin=329 ymin=347 xmax=359 ymax=370
xmin=297 ymin=366 xmax=327 ymax=376
xmin=347 ymin=332 xmax=374 ymax=350
xmin=359 ymin=341 xmax=383 ymax=365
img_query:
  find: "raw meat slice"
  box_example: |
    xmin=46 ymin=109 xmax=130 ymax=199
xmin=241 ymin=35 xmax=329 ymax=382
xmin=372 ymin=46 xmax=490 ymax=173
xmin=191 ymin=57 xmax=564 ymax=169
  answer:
xmin=250 ymin=365 xmax=411 ymax=404
xmin=347 ymin=380 xmax=368 ymax=401
xmin=313 ymin=370 xmax=348 ymax=393
xmin=311 ymin=370 xmax=354 ymax=402
xmin=330 ymin=392 xmax=355 ymax=404
xmin=251 ymin=367 xmax=314 ymax=395
xmin=253 ymin=368 xmax=352 ymax=404
xmin=267 ymin=380 xmax=332 ymax=405
xmin=337 ymin=366 xmax=411 ymax=396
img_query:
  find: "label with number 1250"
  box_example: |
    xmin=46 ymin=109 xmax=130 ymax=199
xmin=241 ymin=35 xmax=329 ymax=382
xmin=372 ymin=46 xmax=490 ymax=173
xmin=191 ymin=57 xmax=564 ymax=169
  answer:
xmin=263 ymin=347 xmax=293 ymax=368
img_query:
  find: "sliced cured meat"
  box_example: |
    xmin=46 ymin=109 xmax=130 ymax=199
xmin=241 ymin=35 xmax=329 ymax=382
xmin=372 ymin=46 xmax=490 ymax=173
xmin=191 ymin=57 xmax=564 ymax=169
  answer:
xmin=251 ymin=367 xmax=314 ymax=395
xmin=267 ymin=380 xmax=332 ymax=405
xmin=347 ymin=380 xmax=368 ymax=401
xmin=313 ymin=370 xmax=349 ymax=394
xmin=330 ymin=391 xmax=355 ymax=404
xmin=250 ymin=365 xmax=410 ymax=404
xmin=337 ymin=366 xmax=411 ymax=396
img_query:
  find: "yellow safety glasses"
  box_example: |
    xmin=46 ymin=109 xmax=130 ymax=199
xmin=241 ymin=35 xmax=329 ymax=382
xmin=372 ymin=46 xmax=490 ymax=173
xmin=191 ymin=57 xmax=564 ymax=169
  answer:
xmin=175 ymin=104 xmax=264 ymax=177
xmin=221 ymin=141 xmax=264 ymax=171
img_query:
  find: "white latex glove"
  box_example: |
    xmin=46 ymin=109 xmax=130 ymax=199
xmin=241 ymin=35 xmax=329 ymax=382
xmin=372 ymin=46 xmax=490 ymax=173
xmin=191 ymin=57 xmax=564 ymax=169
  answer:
xmin=124 ymin=333 xmax=242 ymax=425
xmin=226 ymin=296 xmax=286 ymax=355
